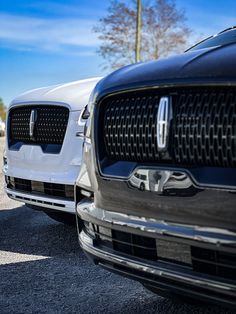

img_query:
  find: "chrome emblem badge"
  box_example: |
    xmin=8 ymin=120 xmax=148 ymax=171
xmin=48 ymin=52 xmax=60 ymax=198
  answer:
xmin=157 ymin=97 xmax=172 ymax=151
xmin=29 ymin=109 xmax=37 ymax=139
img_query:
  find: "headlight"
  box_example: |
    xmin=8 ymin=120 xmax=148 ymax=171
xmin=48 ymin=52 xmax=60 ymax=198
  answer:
xmin=78 ymin=105 xmax=90 ymax=126
xmin=83 ymin=84 xmax=99 ymax=139
xmin=3 ymin=148 xmax=8 ymax=170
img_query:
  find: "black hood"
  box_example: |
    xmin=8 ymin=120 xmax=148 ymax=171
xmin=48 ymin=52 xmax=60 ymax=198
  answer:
xmin=96 ymin=43 xmax=236 ymax=98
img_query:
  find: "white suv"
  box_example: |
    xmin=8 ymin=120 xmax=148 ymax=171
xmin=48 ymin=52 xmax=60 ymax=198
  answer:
xmin=3 ymin=77 xmax=101 ymax=224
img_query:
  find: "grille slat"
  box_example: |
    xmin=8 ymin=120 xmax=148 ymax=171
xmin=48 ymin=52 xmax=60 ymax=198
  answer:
xmin=101 ymin=88 xmax=236 ymax=168
xmin=173 ymin=90 xmax=236 ymax=167
xmin=103 ymin=95 xmax=161 ymax=162
xmin=9 ymin=105 xmax=69 ymax=148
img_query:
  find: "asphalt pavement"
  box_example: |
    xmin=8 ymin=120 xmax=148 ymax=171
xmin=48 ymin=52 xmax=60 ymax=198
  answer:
xmin=0 ymin=136 xmax=233 ymax=314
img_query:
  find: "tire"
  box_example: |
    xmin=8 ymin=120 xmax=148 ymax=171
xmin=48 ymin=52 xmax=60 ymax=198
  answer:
xmin=44 ymin=211 xmax=76 ymax=226
xmin=139 ymin=182 xmax=145 ymax=191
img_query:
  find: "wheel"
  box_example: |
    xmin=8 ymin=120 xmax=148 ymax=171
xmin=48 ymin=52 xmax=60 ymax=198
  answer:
xmin=139 ymin=182 xmax=145 ymax=191
xmin=44 ymin=211 xmax=76 ymax=226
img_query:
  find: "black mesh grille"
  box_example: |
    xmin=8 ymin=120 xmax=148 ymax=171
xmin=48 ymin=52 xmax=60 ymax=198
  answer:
xmin=100 ymin=87 xmax=236 ymax=168
xmin=9 ymin=105 xmax=69 ymax=146
xmin=6 ymin=176 xmax=74 ymax=200
xmin=112 ymin=230 xmax=157 ymax=261
xmin=191 ymin=247 xmax=236 ymax=281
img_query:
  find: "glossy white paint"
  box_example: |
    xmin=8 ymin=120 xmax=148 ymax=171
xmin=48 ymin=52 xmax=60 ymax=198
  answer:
xmin=10 ymin=77 xmax=102 ymax=111
xmin=4 ymin=77 xmax=102 ymax=213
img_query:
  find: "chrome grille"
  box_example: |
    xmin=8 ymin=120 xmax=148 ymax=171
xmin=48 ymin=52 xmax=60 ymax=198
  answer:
xmin=173 ymin=91 xmax=236 ymax=167
xmin=103 ymin=95 xmax=162 ymax=162
xmin=100 ymin=87 xmax=236 ymax=168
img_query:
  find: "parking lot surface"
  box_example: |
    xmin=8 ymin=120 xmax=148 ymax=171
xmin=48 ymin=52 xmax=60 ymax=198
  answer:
xmin=0 ymin=136 xmax=234 ymax=314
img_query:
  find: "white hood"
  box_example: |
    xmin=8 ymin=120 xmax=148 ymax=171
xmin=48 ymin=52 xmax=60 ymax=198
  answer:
xmin=10 ymin=77 xmax=102 ymax=111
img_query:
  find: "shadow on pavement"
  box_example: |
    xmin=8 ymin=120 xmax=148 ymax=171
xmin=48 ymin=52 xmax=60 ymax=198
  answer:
xmin=0 ymin=205 xmax=234 ymax=314
xmin=0 ymin=205 xmax=78 ymax=257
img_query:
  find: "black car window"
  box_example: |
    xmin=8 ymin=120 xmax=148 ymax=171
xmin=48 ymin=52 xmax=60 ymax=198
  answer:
xmin=140 ymin=175 xmax=147 ymax=180
xmin=188 ymin=28 xmax=236 ymax=51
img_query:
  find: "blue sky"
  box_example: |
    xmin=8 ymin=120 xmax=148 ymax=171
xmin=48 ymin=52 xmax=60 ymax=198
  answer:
xmin=0 ymin=0 xmax=236 ymax=105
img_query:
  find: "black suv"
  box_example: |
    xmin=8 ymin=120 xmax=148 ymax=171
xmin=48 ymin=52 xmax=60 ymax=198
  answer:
xmin=76 ymin=28 xmax=236 ymax=307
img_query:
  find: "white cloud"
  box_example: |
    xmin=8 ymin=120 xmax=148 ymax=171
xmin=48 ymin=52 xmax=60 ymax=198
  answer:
xmin=27 ymin=1 xmax=107 ymax=18
xmin=0 ymin=13 xmax=99 ymax=52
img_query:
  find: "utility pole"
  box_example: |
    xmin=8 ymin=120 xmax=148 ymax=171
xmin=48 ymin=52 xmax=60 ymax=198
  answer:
xmin=135 ymin=0 xmax=142 ymax=63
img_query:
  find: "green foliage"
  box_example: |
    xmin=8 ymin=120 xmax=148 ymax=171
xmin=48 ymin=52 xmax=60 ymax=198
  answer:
xmin=0 ymin=98 xmax=7 ymax=121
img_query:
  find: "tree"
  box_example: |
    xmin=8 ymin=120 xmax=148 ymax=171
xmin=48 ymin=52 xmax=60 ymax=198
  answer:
xmin=94 ymin=0 xmax=191 ymax=70
xmin=135 ymin=0 xmax=142 ymax=62
xmin=94 ymin=1 xmax=137 ymax=69
xmin=142 ymin=0 xmax=191 ymax=60
xmin=0 ymin=98 xmax=6 ymax=121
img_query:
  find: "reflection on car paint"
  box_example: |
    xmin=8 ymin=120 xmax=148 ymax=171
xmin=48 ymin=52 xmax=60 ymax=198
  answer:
xmin=128 ymin=169 xmax=202 ymax=196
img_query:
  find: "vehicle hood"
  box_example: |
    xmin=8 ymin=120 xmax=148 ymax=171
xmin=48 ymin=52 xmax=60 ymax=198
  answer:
xmin=96 ymin=44 xmax=236 ymax=97
xmin=10 ymin=77 xmax=102 ymax=111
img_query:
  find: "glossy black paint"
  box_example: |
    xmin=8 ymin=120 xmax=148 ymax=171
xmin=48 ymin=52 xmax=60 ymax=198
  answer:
xmin=76 ymin=31 xmax=236 ymax=307
xmin=89 ymin=43 xmax=236 ymax=230
xmin=93 ymin=42 xmax=236 ymax=101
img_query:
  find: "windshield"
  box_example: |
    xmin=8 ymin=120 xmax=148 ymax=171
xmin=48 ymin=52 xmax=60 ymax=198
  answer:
xmin=188 ymin=28 xmax=236 ymax=51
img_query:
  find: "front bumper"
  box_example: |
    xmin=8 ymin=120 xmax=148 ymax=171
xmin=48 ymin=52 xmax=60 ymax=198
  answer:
xmin=77 ymin=198 xmax=236 ymax=307
xmin=5 ymin=186 xmax=75 ymax=213
xmin=3 ymin=108 xmax=83 ymax=214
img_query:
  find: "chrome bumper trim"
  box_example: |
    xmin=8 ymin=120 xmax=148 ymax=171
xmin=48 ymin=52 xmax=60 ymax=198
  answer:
xmin=77 ymin=198 xmax=236 ymax=246
xmin=79 ymin=230 xmax=236 ymax=295
xmin=5 ymin=187 xmax=75 ymax=213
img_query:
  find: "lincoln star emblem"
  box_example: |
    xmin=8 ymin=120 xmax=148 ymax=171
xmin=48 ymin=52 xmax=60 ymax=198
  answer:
xmin=157 ymin=97 xmax=172 ymax=151
xmin=29 ymin=109 xmax=37 ymax=139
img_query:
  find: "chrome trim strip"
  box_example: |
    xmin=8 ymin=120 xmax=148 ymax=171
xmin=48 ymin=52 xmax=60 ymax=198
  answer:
xmin=5 ymin=187 xmax=75 ymax=213
xmin=77 ymin=198 xmax=236 ymax=245
xmin=29 ymin=109 xmax=37 ymax=139
xmin=95 ymin=82 xmax=236 ymax=105
xmin=8 ymin=101 xmax=72 ymax=112
xmin=79 ymin=230 xmax=236 ymax=294
xmin=157 ymin=96 xmax=172 ymax=151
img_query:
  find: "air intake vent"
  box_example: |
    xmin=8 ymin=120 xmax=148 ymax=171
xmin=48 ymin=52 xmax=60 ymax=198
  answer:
xmin=6 ymin=176 xmax=74 ymax=200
